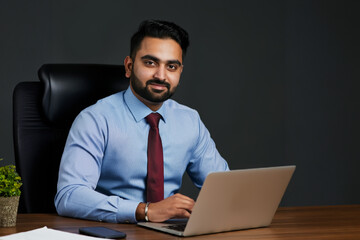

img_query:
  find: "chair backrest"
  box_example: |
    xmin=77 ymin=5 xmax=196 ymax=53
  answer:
xmin=13 ymin=64 xmax=129 ymax=213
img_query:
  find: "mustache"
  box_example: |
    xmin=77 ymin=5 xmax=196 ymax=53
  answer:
xmin=146 ymin=79 xmax=170 ymax=89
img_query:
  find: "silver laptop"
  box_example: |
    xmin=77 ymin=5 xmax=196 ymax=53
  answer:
xmin=137 ymin=165 xmax=296 ymax=237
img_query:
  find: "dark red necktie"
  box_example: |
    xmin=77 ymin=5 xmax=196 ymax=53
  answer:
xmin=146 ymin=113 xmax=164 ymax=202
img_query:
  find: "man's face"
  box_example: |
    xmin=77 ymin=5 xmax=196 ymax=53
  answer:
xmin=125 ymin=37 xmax=183 ymax=107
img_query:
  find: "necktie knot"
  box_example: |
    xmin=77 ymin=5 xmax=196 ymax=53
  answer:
xmin=146 ymin=113 xmax=161 ymax=129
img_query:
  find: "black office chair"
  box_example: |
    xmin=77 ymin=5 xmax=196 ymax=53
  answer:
xmin=13 ymin=64 xmax=129 ymax=213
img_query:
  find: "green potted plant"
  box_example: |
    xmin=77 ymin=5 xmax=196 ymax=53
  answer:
xmin=0 ymin=160 xmax=22 ymax=227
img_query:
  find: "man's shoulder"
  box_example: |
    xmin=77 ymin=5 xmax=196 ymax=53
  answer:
xmin=97 ymin=91 xmax=125 ymax=105
xmin=81 ymin=91 xmax=126 ymax=115
xmin=164 ymin=99 xmax=200 ymax=118
xmin=165 ymin=99 xmax=197 ymax=111
xmin=70 ymin=91 xmax=129 ymax=132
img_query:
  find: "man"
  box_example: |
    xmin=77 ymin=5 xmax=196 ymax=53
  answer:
xmin=55 ymin=20 xmax=229 ymax=223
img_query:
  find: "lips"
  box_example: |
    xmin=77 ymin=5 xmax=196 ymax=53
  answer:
xmin=146 ymin=79 xmax=170 ymax=90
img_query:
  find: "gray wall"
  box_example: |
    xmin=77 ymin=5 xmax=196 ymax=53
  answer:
xmin=1 ymin=0 xmax=359 ymax=206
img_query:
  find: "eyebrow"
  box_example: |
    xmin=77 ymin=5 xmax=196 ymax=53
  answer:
xmin=141 ymin=55 xmax=182 ymax=66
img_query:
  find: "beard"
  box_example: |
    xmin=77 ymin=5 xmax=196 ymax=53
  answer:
xmin=130 ymin=70 xmax=177 ymax=103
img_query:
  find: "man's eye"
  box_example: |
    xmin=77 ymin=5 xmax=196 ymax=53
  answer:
xmin=168 ymin=65 xmax=178 ymax=71
xmin=144 ymin=60 xmax=155 ymax=66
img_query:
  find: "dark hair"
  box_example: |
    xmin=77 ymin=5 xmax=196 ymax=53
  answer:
xmin=130 ymin=20 xmax=190 ymax=59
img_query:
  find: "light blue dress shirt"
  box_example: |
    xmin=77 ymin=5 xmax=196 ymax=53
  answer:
xmin=55 ymin=87 xmax=229 ymax=223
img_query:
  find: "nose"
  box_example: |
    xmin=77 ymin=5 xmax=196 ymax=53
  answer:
xmin=153 ymin=65 xmax=166 ymax=81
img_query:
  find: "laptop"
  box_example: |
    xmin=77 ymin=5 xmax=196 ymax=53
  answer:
xmin=137 ymin=165 xmax=296 ymax=237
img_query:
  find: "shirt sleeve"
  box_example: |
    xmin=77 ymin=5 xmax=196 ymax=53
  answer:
xmin=186 ymin=112 xmax=230 ymax=188
xmin=54 ymin=109 xmax=139 ymax=223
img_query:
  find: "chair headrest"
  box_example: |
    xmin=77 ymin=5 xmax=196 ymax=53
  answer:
xmin=38 ymin=64 xmax=129 ymax=126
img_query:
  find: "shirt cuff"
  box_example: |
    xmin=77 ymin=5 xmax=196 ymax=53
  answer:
xmin=116 ymin=200 xmax=141 ymax=223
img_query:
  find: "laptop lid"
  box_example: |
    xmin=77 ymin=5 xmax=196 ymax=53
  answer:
xmin=138 ymin=165 xmax=296 ymax=237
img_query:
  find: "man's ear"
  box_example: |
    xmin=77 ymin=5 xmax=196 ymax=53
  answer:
xmin=124 ymin=56 xmax=133 ymax=78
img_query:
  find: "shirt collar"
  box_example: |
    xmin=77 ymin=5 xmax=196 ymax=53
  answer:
xmin=124 ymin=87 xmax=167 ymax=123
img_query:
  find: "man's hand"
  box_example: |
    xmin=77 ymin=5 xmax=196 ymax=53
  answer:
xmin=136 ymin=193 xmax=195 ymax=222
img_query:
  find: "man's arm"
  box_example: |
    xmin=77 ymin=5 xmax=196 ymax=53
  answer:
xmin=55 ymin=110 xmax=139 ymax=223
xmin=187 ymin=112 xmax=230 ymax=187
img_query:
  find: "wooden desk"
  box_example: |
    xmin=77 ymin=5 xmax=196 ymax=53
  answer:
xmin=0 ymin=205 xmax=359 ymax=239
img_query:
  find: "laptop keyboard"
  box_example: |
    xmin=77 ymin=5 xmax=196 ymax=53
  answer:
xmin=163 ymin=223 xmax=187 ymax=232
